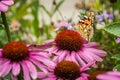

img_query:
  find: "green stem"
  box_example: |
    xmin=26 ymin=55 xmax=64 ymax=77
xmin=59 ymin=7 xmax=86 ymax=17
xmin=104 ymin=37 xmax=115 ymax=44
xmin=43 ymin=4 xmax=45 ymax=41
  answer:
xmin=17 ymin=73 xmax=22 ymax=80
xmin=1 ymin=12 xmax=11 ymax=42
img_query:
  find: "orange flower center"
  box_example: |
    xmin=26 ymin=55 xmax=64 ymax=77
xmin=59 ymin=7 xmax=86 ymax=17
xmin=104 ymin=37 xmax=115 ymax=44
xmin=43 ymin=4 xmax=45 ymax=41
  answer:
xmin=54 ymin=61 xmax=80 ymax=80
xmin=2 ymin=42 xmax=29 ymax=62
xmin=89 ymin=71 xmax=106 ymax=80
xmin=55 ymin=30 xmax=83 ymax=52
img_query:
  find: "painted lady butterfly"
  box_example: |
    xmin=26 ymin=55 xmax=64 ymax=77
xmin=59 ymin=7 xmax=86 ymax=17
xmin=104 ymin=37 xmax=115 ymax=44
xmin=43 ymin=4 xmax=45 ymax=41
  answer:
xmin=74 ymin=12 xmax=95 ymax=41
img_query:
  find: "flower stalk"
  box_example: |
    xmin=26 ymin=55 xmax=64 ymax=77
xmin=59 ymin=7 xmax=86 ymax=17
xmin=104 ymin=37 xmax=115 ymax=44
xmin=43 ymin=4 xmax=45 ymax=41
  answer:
xmin=1 ymin=12 xmax=11 ymax=42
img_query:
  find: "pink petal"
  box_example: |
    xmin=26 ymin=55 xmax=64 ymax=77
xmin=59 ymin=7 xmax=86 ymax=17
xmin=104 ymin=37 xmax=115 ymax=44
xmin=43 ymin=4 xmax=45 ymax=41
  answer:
xmin=97 ymin=75 xmax=120 ymax=80
xmin=37 ymin=72 xmax=47 ymax=78
xmin=11 ymin=74 xmax=17 ymax=80
xmin=85 ymin=48 xmax=106 ymax=56
xmin=12 ymin=62 xmax=20 ymax=76
xmin=43 ymin=77 xmax=56 ymax=80
xmin=21 ymin=61 xmax=31 ymax=80
xmin=25 ymin=61 xmax=37 ymax=80
xmin=29 ymin=58 xmax=49 ymax=74
xmin=31 ymin=55 xmax=55 ymax=67
xmin=88 ymin=52 xmax=103 ymax=62
xmin=0 ymin=60 xmax=12 ymax=77
xmin=65 ymin=51 xmax=72 ymax=61
xmin=0 ymin=3 xmax=8 ymax=12
xmin=45 ymin=39 xmax=54 ymax=43
xmin=76 ymin=73 xmax=89 ymax=80
xmin=71 ymin=51 xmax=79 ymax=65
xmin=30 ymin=51 xmax=49 ymax=58
xmin=0 ymin=59 xmax=8 ymax=69
xmin=83 ymin=42 xmax=100 ymax=48
xmin=0 ymin=49 xmax=2 ymax=51
xmin=75 ymin=53 xmax=86 ymax=66
xmin=78 ymin=51 xmax=93 ymax=63
xmin=58 ymin=50 xmax=67 ymax=62
xmin=1 ymin=0 xmax=14 ymax=6
xmin=47 ymin=73 xmax=56 ymax=78
xmin=53 ymin=56 xmax=59 ymax=63
xmin=46 ymin=46 xmax=58 ymax=54
xmin=0 ymin=51 xmax=2 ymax=57
xmin=80 ymin=62 xmax=94 ymax=72
xmin=82 ymin=50 xmax=94 ymax=61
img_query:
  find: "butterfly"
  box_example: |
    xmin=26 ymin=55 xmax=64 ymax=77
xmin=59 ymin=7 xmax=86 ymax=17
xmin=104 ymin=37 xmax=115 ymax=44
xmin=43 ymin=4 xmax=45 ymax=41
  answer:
xmin=74 ymin=12 xmax=95 ymax=41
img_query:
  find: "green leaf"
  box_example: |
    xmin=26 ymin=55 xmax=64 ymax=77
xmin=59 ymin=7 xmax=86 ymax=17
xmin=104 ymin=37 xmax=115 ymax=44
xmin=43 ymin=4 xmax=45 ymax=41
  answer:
xmin=113 ymin=64 xmax=120 ymax=71
xmin=52 ymin=0 xmax=64 ymax=14
xmin=16 ymin=1 xmax=36 ymax=19
xmin=111 ymin=54 xmax=120 ymax=61
xmin=40 ymin=4 xmax=52 ymax=17
xmin=32 ymin=0 xmax=40 ymax=38
xmin=43 ymin=24 xmax=52 ymax=39
xmin=0 ymin=24 xmax=4 ymax=30
xmin=104 ymin=23 xmax=120 ymax=37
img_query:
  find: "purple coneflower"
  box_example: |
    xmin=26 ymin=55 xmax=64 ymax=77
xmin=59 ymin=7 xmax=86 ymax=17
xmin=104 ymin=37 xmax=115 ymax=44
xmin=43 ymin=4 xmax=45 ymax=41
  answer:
xmin=0 ymin=0 xmax=14 ymax=12
xmin=97 ymin=71 xmax=120 ymax=80
xmin=45 ymin=30 xmax=106 ymax=66
xmin=38 ymin=60 xmax=93 ymax=80
xmin=55 ymin=21 xmax=73 ymax=31
xmin=0 ymin=42 xmax=51 ymax=80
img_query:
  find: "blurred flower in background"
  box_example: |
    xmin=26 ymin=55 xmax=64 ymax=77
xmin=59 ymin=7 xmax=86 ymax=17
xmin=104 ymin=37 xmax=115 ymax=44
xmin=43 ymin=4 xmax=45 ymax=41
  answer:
xmin=0 ymin=0 xmax=14 ymax=12
xmin=116 ymin=38 xmax=120 ymax=43
xmin=97 ymin=71 xmax=120 ymax=80
xmin=89 ymin=71 xmax=106 ymax=80
xmin=55 ymin=20 xmax=73 ymax=31
xmin=10 ymin=19 xmax=21 ymax=32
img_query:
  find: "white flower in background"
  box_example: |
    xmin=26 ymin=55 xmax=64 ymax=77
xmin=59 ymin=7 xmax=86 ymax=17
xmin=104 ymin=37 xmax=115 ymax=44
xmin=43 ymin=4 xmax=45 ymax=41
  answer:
xmin=10 ymin=19 xmax=21 ymax=32
xmin=96 ymin=22 xmax=105 ymax=29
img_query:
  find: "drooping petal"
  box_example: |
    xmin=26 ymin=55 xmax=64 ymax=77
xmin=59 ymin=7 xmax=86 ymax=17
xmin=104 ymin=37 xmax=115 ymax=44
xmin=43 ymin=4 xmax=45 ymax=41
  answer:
xmin=30 ymin=51 xmax=49 ymax=58
xmin=31 ymin=55 xmax=55 ymax=68
xmin=83 ymin=42 xmax=100 ymax=48
xmin=11 ymin=74 xmax=17 ymax=80
xmin=58 ymin=50 xmax=67 ymax=62
xmin=45 ymin=39 xmax=54 ymax=43
xmin=85 ymin=48 xmax=106 ymax=56
xmin=97 ymin=75 xmax=120 ymax=80
xmin=0 ymin=3 xmax=8 ymax=12
xmin=25 ymin=60 xmax=37 ymax=80
xmin=75 ymin=53 xmax=86 ymax=66
xmin=82 ymin=50 xmax=94 ymax=61
xmin=37 ymin=72 xmax=48 ymax=78
xmin=21 ymin=61 xmax=31 ymax=80
xmin=0 ymin=60 xmax=12 ymax=77
xmin=46 ymin=46 xmax=58 ymax=54
xmin=12 ymin=62 xmax=20 ymax=76
xmin=65 ymin=51 xmax=72 ymax=61
xmin=87 ymin=51 xmax=103 ymax=62
xmin=29 ymin=58 xmax=49 ymax=74
xmin=43 ymin=77 xmax=56 ymax=80
xmin=0 ymin=49 xmax=2 ymax=57
xmin=70 ymin=51 xmax=79 ymax=65
xmin=80 ymin=62 xmax=94 ymax=72
xmin=78 ymin=50 xmax=93 ymax=63
xmin=1 ymin=0 xmax=14 ymax=6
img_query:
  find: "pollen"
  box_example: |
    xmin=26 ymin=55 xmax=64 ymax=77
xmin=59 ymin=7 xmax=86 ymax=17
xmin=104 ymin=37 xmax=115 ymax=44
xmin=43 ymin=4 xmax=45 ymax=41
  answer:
xmin=2 ymin=42 xmax=29 ymax=62
xmin=54 ymin=61 xmax=80 ymax=79
xmin=55 ymin=30 xmax=83 ymax=52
